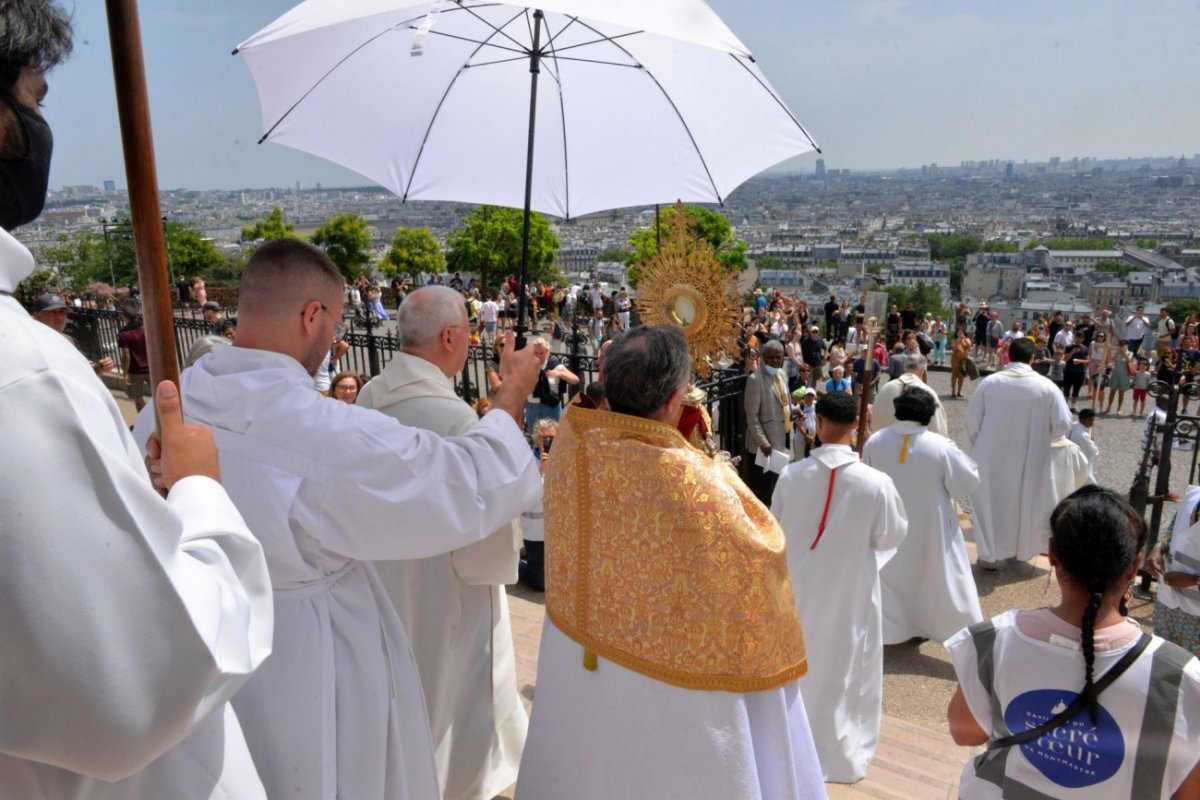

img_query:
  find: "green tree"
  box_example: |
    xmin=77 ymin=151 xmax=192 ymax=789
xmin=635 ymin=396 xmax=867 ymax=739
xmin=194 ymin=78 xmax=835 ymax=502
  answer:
xmin=37 ymin=231 xmax=110 ymax=291
xmin=445 ymin=205 xmax=561 ymax=291
xmin=754 ymin=254 xmax=785 ymax=271
xmin=1135 ymin=238 xmax=1159 ymax=251
xmin=885 ymin=283 xmax=949 ymax=321
xmin=241 ymin=207 xmax=295 ymax=242
xmin=379 ymin=226 xmax=445 ymax=281
xmin=1040 ymin=236 xmax=1115 ymax=251
xmin=625 ymin=205 xmax=746 ymax=286
xmin=981 ymin=240 xmax=1018 ymax=253
xmin=165 ymin=222 xmax=225 ymax=282
xmin=866 ymin=263 xmax=883 ymax=275
xmin=596 ymin=247 xmax=626 ymax=263
xmin=925 ymin=233 xmax=983 ymax=261
xmin=311 ymin=212 xmax=373 ymax=279
xmin=1168 ymin=299 xmax=1200 ymax=325
xmin=1094 ymin=259 xmax=1135 ymax=278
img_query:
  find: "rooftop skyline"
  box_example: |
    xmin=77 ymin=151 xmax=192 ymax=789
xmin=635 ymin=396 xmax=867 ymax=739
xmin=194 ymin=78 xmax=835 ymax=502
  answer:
xmin=44 ymin=0 xmax=1200 ymax=192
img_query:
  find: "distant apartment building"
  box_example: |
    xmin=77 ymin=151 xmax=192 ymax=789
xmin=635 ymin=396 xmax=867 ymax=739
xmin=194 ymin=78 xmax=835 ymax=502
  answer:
xmin=1080 ymin=271 xmax=1161 ymax=308
xmin=963 ymin=254 xmax=1027 ymax=301
xmin=557 ymin=246 xmax=599 ymax=273
xmin=890 ymin=261 xmax=950 ymax=286
xmin=1045 ymin=248 xmax=1123 ymax=271
xmin=758 ymin=268 xmax=806 ymax=289
xmin=815 ymin=159 xmax=826 ymax=180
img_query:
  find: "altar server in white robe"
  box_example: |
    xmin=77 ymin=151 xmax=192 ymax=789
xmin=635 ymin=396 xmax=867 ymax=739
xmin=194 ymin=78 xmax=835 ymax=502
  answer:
xmin=358 ymin=286 xmax=527 ymax=800
xmin=868 ymin=353 xmax=947 ymax=437
xmin=1049 ymin=435 xmax=1092 ymax=504
xmin=1069 ymin=407 xmax=1100 ymax=483
xmin=0 ymin=13 xmax=274 ymax=796
xmin=965 ymin=336 xmax=1071 ymax=566
xmin=864 ymin=388 xmax=983 ymax=645
xmin=772 ymin=392 xmax=908 ymax=783
xmin=137 ymin=240 xmax=543 ymax=800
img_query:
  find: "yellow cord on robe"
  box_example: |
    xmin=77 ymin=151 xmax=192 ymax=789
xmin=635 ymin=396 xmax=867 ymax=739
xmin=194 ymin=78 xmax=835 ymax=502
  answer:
xmin=899 ymin=434 xmax=910 ymax=464
xmin=583 ymin=649 xmax=598 ymax=671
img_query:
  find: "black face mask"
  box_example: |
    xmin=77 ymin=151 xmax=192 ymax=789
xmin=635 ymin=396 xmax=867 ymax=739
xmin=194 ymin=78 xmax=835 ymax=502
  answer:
xmin=0 ymin=90 xmax=52 ymax=230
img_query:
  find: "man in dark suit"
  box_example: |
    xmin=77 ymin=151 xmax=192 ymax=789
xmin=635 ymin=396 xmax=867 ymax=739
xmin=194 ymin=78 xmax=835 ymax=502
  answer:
xmin=743 ymin=340 xmax=793 ymax=503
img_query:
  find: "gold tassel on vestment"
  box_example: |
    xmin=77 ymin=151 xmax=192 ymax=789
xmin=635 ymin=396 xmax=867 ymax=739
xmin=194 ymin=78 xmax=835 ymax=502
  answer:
xmin=899 ymin=434 xmax=910 ymax=464
xmin=583 ymin=649 xmax=598 ymax=671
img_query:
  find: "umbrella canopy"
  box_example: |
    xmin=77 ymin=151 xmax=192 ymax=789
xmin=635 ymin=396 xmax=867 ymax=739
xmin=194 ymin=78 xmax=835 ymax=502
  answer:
xmin=236 ymin=0 xmax=818 ymax=221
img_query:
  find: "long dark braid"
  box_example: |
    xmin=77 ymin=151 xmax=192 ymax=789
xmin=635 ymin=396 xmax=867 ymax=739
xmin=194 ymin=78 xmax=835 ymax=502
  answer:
xmin=1049 ymin=486 xmax=1146 ymax=726
xmin=1079 ymin=590 xmax=1104 ymax=724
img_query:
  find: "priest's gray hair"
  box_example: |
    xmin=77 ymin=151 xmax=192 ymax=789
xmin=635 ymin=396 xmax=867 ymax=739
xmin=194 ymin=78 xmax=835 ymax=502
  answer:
xmin=398 ymin=286 xmax=467 ymax=349
xmin=603 ymin=325 xmax=691 ymax=419
xmin=904 ymin=353 xmax=927 ymax=372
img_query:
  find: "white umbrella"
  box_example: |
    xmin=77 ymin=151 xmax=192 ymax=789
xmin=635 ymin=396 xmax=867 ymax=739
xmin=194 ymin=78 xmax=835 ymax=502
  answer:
xmin=236 ymin=0 xmax=819 ymax=333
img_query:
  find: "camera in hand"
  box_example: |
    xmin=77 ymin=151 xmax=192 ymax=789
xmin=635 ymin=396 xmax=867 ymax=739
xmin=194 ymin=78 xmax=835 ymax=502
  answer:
xmin=541 ymin=436 xmax=554 ymax=453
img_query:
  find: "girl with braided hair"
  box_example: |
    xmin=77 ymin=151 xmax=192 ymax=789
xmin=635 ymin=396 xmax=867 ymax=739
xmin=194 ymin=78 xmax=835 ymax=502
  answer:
xmin=945 ymin=487 xmax=1200 ymax=798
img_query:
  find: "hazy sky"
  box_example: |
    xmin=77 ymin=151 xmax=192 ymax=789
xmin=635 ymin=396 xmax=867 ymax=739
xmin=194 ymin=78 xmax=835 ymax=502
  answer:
xmin=44 ymin=0 xmax=1200 ymax=192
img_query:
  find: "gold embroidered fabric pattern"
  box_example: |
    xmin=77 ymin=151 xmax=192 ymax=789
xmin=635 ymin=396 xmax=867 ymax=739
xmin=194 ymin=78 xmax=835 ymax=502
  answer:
xmin=544 ymin=405 xmax=808 ymax=692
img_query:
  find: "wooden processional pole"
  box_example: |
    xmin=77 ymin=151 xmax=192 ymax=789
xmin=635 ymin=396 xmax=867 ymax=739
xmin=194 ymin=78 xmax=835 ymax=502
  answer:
xmin=855 ymin=317 xmax=879 ymax=453
xmin=104 ymin=0 xmax=179 ymax=415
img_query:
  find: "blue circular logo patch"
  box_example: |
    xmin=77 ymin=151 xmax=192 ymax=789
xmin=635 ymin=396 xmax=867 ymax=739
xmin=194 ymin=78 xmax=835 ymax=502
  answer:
xmin=1002 ymin=690 xmax=1124 ymax=788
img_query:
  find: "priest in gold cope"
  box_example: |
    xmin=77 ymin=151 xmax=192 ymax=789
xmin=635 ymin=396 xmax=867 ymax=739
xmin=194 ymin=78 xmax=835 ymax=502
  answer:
xmin=516 ymin=325 xmax=827 ymax=800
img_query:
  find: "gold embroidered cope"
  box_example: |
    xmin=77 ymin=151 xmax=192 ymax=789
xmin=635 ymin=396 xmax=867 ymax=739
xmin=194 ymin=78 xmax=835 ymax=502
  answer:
xmin=544 ymin=404 xmax=808 ymax=692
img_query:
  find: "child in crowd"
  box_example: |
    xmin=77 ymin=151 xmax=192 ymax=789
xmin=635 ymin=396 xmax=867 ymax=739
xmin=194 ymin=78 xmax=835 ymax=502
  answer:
xmin=1048 ymin=347 xmax=1067 ymax=392
xmin=1132 ymin=359 xmax=1151 ymax=417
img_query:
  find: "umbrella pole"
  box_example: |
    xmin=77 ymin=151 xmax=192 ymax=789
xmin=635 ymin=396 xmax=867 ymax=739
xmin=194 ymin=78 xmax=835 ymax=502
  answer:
xmin=514 ymin=9 xmax=544 ymax=350
xmin=104 ymin=0 xmax=179 ymax=405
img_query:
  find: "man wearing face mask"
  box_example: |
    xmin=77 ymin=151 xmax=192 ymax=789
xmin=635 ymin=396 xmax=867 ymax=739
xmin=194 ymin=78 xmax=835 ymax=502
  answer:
xmin=744 ymin=339 xmax=794 ymax=503
xmin=0 ymin=4 xmax=274 ymax=798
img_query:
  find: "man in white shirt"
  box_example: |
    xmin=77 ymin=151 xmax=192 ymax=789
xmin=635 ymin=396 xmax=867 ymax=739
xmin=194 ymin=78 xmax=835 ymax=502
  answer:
xmin=1053 ymin=320 xmax=1076 ymax=350
xmin=141 ymin=240 xmax=544 ymax=799
xmin=1158 ymin=307 xmax=1178 ymax=358
xmin=1126 ymin=304 xmax=1150 ymax=356
xmin=0 ymin=6 xmax=274 ymax=796
xmin=480 ymin=293 xmax=500 ymax=343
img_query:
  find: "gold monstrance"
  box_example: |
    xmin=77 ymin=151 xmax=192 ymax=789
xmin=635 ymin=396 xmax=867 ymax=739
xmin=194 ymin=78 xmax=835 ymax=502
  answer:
xmin=635 ymin=202 xmax=743 ymax=456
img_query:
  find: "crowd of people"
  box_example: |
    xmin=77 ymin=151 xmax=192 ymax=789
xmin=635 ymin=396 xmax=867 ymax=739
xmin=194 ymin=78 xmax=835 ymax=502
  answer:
xmin=7 ymin=4 xmax=1200 ymax=800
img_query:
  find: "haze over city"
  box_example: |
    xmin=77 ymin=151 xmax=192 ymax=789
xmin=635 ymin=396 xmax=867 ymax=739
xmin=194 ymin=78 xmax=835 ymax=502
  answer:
xmin=44 ymin=0 xmax=1200 ymax=194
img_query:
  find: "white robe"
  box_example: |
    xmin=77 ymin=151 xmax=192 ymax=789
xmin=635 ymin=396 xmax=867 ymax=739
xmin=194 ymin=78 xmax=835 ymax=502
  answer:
xmin=138 ymin=345 xmax=541 ymax=800
xmin=1068 ymin=420 xmax=1099 ymax=483
xmin=869 ymin=372 xmax=948 ymax=437
xmin=516 ymin=620 xmax=828 ymax=800
xmin=1049 ymin=437 xmax=1091 ymax=505
xmin=358 ymin=352 xmax=528 ymax=800
xmin=864 ymin=421 xmax=983 ymax=644
xmin=0 ymin=228 xmax=273 ymax=799
xmin=965 ymin=362 xmax=1072 ymax=562
xmin=771 ymin=445 xmax=908 ymax=783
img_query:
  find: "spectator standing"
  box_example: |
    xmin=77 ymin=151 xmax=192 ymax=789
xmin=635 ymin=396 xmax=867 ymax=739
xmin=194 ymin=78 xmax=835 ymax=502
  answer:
xmin=117 ymin=304 xmax=151 ymax=411
xmin=1126 ymin=305 xmax=1150 ymax=356
xmin=800 ymin=325 xmax=827 ymax=387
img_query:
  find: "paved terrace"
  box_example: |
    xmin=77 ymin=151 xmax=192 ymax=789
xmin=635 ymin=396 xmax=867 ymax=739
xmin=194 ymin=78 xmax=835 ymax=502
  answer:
xmin=110 ymin=368 xmax=1176 ymax=799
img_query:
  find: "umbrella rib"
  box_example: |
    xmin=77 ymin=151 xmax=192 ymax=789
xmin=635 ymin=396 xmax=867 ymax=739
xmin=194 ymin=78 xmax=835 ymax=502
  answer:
xmin=545 ymin=30 xmax=643 ymax=55
xmin=453 ymin=0 xmax=531 ymax=54
xmin=404 ymin=8 xmax=529 ymax=201
xmin=415 ymin=27 xmax=528 ymax=55
xmin=543 ymin=15 xmax=570 ymax=219
xmin=257 ymin=23 xmax=409 ymax=143
xmin=727 ymin=54 xmax=820 ymax=152
xmin=568 ymin=17 xmax=723 ymax=203
xmin=465 ymin=54 xmax=533 ymax=68
xmin=543 ymin=56 xmax=643 ymax=68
